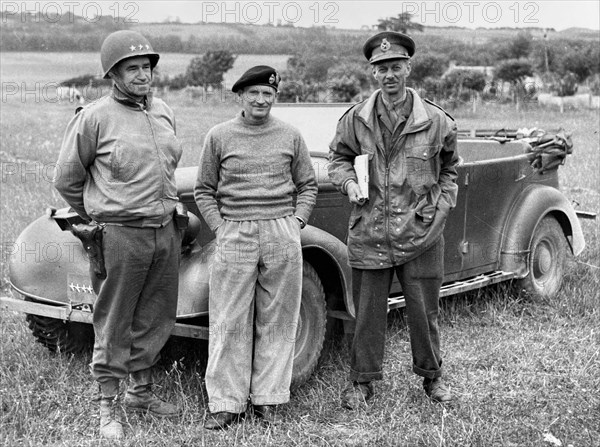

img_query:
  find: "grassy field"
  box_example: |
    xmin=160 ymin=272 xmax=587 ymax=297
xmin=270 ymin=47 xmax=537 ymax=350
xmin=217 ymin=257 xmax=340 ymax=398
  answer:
xmin=1 ymin=73 xmax=599 ymax=446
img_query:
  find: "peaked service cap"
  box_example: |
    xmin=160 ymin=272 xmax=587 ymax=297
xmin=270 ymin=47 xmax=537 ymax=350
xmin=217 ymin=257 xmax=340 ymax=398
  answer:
xmin=363 ymin=31 xmax=415 ymax=64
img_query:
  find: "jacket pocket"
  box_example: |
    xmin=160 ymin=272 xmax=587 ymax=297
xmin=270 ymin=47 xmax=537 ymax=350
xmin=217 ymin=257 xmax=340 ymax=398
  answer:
xmin=406 ymin=145 xmax=440 ymax=195
xmin=414 ymin=195 xmax=436 ymax=224
xmin=107 ymin=143 xmax=139 ymax=183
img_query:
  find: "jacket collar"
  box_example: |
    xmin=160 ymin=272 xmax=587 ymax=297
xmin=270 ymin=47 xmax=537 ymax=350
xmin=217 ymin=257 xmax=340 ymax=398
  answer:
xmin=358 ymin=87 xmax=431 ymax=135
xmin=111 ymin=84 xmax=153 ymax=110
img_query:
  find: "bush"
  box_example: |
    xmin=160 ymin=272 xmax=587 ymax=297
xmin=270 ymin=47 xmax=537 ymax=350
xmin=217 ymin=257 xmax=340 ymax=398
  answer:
xmin=416 ymin=77 xmax=444 ymax=101
xmin=589 ymin=74 xmax=600 ymax=96
xmin=494 ymin=59 xmax=533 ymax=84
xmin=326 ymin=62 xmax=371 ymax=102
xmin=546 ymin=72 xmax=579 ymax=97
xmin=327 ymin=75 xmax=361 ymax=102
xmin=410 ymin=53 xmax=449 ymax=84
xmin=494 ymin=31 xmax=533 ymax=60
xmin=440 ymin=69 xmax=487 ymax=103
xmin=186 ymin=51 xmax=236 ymax=90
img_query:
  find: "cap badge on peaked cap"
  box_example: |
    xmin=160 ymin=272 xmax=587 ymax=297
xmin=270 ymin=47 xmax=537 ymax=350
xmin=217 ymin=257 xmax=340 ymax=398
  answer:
xmin=363 ymin=31 xmax=415 ymax=64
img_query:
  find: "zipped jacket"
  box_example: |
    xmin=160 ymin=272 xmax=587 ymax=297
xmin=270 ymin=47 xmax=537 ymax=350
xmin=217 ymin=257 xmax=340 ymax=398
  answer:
xmin=54 ymin=87 xmax=182 ymax=227
xmin=328 ymin=88 xmax=459 ymax=268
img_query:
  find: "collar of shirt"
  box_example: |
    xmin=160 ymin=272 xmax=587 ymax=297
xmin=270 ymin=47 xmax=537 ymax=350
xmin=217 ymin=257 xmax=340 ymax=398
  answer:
xmin=376 ymin=92 xmax=405 ymax=133
xmin=112 ymin=84 xmax=153 ymax=110
xmin=381 ymin=91 xmax=412 ymax=116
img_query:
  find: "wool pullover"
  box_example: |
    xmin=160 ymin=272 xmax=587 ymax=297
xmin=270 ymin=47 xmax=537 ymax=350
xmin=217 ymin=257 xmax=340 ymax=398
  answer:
xmin=194 ymin=112 xmax=317 ymax=232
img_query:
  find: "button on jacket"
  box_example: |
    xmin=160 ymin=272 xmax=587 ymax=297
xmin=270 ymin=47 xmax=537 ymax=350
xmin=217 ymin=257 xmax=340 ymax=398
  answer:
xmin=328 ymin=88 xmax=459 ymax=268
xmin=55 ymin=87 xmax=182 ymax=226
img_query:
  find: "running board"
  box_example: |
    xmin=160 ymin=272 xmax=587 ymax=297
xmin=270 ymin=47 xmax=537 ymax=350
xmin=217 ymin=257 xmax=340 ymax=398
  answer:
xmin=1 ymin=295 xmax=210 ymax=340
xmin=3 ymin=270 xmax=516 ymax=329
xmin=387 ymin=270 xmax=515 ymax=310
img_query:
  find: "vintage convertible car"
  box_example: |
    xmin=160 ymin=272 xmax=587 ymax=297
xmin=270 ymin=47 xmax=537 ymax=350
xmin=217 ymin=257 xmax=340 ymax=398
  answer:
xmin=2 ymin=103 xmax=589 ymax=388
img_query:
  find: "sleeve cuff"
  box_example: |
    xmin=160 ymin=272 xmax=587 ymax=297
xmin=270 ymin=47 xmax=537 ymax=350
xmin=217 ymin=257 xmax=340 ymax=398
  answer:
xmin=341 ymin=178 xmax=357 ymax=195
xmin=209 ymin=218 xmax=224 ymax=233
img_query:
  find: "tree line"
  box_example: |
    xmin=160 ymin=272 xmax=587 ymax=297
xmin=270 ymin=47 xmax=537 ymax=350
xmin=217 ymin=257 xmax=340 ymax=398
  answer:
xmin=11 ymin=12 xmax=598 ymax=104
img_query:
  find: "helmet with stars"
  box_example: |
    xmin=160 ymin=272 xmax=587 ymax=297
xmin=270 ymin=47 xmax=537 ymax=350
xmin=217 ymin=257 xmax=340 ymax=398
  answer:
xmin=100 ymin=30 xmax=160 ymax=79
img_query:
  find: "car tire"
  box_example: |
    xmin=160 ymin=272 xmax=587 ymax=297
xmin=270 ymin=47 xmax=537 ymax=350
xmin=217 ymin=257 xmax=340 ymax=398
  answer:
xmin=26 ymin=310 xmax=93 ymax=354
xmin=291 ymin=261 xmax=327 ymax=390
xmin=517 ymin=216 xmax=568 ymax=299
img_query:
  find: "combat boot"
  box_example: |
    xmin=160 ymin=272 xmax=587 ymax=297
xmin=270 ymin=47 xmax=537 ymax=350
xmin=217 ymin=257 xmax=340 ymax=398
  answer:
xmin=125 ymin=369 xmax=180 ymax=417
xmin=341 ymin=381 xmax=374 ymax=410
xmin=99 ymin=395 xmax=124 ymax=440
xmin=423 ymin=377 xmax=452 ymax=403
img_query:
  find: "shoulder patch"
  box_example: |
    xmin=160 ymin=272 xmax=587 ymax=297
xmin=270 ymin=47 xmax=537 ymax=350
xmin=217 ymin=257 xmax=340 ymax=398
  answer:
xmin=424 ymin=98 xmax=454 ymax=121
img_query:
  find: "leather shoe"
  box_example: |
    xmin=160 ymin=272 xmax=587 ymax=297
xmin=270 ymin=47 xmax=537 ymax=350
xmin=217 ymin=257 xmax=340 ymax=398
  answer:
xmin=204 ymin=411 xmax=242 ymax=430
xmin=253 ymin=405 xmax=282 ymax=426
xmin=125 ymin=385 xmax=180 ymax=417
xmin=341 ymin=381 xmax=374 ymax=410
xmin=423 ymin=377 xmax=452 ymax=403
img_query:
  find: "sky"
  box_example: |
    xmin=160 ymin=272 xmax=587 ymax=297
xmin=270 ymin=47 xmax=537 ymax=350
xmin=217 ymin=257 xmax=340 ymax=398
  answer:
xmin=126 ymin=1 xmax=599 ymax=31
xmin=3 ymin=1 xmax=600 ymax=31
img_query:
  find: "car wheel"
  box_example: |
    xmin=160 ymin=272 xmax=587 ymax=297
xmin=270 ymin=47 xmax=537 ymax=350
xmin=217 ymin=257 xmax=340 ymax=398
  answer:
xmin=517 ymin=216 xmax=568 ymax=299
xmin=291 ymin=261 xmax=327 ymax=390
xmin=26 ymin=308 xmax=93 ymax=354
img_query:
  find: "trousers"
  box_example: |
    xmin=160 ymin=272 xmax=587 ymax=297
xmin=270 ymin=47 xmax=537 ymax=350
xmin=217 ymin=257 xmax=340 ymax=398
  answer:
xmin=206 ymin=216 xmax=303 ymax=414
xmin=349 ymin=236 xmax=445 ymax=382
xmin=90 ymin=220 xmax=180 ymax=393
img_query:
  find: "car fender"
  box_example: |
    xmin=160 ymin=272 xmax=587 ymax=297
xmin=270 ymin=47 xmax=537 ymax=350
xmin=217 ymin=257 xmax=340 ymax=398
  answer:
xmin=175 ymin=238 xmax=216 ymax=318
xmin=10 ymin=213 xmax=355 ymax=319
xmin=500 ymin=184 xmax=585 ymax=277
xmin=9 ymin=213 xmax=89 ymax=305
xmin=177 ymin=226 xmax=355 ymax=319
xmin=300 ymin=225 xmax=354 ymax=319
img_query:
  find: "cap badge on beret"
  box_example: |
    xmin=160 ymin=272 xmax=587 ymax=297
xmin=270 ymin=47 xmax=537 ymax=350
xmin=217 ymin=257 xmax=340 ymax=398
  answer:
xmin=380 ymin=39 xmax=391 ymax=52
xmin=269 ymin=74 xmax=276 ymax=84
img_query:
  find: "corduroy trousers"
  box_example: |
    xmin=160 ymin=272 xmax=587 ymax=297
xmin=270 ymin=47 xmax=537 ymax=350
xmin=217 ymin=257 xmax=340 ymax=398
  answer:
xmin=206 ymin=216 xmax=303 ymax=414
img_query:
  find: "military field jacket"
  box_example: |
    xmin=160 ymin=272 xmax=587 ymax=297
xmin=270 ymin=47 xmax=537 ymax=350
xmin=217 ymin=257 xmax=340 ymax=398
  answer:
xmin=54 ymin=88 xmax=182 ymax=227
xmin=328 ymin=88 xmax=459 ymax=269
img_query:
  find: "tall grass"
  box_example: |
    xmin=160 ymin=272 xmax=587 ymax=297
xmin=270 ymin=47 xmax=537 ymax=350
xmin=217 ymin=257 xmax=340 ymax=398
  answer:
xmin=1 ymin=92 xmax=599 ymax=446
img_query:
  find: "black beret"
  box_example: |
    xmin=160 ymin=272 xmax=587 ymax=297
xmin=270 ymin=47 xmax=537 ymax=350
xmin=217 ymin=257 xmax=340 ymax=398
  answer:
xmin=232 ymin=65 xmax=280 ymax=93
xmin=363 ymin=31 xmax=415 ymax=64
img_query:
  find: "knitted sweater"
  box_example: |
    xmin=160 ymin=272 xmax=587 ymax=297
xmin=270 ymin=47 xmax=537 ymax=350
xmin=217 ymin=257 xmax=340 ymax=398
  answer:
xmin=194 ymin=112 xmax=317 ymax=232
